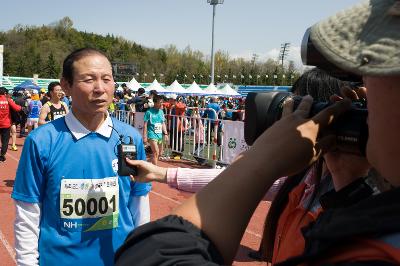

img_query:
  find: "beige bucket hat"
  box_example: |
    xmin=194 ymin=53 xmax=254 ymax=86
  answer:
xmin=310 ymin=0 xmax=400 ymax=76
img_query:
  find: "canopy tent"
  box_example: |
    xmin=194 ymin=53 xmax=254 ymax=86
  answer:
xmin=127 ymin=77 xmax=142 ymax=91
xmin=145 ymin=79 xmax=167 ymax=93
xmin=14 ymin=80 xmax=41 ymax=91
xmin=185 ymin=81 xmax=204 ymax=94
xmin=167 ymin=80 xmax=187 ymax=94
xmin=219 ymin=84 xmax=240 ymax=96
xmin=203 ymin=83 xmax=220 ymax=95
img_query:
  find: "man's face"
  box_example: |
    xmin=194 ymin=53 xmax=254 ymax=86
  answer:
xmin=364 ymin=76 xmax=400 ymax=186
xmin=50 ymin=85 xmax=64 ymax=101
xmin=63 ymin=54 xmax=114 ymax=116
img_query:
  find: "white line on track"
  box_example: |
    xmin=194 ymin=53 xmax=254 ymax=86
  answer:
xmin=2 ymin=153 xmax=18 ymax=263
xmin=150 ymin=191 xmax=182 ymax=205
xmin=0 ymin=229 xmax=16 ymax=264
xmin=150 ymin=190 xmax=261 ymax=239
xmin=6 ymin=152 xmax=19 ymax=163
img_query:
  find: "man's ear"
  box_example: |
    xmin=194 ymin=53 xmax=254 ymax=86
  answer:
xmin=60 ymin=78 xmax=71 ymax=97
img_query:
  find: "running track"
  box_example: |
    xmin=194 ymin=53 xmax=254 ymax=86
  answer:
xmin=0 ymin=136 xmax=270 ymax=265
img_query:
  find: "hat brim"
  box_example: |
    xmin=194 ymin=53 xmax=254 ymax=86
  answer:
xmin=311 ymin=0 xmax=400 ymax=76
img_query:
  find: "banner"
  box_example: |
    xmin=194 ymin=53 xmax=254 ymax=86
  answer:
xmin=221 ymin=120 xmax=249 ymax=164
xmin=134 ymin=112 xmax=145 ymax=137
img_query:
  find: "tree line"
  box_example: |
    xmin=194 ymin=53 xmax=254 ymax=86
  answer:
xmin=0 ymin=17 xmax=300 ymax=85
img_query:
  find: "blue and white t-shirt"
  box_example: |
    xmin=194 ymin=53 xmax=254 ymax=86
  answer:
xmin=12 ymin=112 xmax=151 ymax=266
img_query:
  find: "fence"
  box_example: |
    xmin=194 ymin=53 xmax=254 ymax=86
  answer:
xmin=111 ymin=108 xmax=248 ymax=167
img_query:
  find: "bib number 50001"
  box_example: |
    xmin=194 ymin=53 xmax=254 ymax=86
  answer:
xmin=62 ymin=195 xmax=116 ymax=217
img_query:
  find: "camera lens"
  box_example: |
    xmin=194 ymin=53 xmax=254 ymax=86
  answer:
xmin=244 ymin=92 xmax=368 ymax=155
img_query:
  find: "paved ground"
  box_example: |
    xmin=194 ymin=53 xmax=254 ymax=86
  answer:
xmin=0 ymin=135 xmax=270 ymax=265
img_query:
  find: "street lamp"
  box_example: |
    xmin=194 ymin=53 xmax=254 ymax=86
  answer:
xmin=207 ymin=0 xmax=224 ymax=85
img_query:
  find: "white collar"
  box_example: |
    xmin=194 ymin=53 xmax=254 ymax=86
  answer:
xmin=65 ymin=110 xmax=113 ymax=140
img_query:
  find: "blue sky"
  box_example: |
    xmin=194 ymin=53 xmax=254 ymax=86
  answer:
xmin=0 ymin=0 xmax=361 ymax=67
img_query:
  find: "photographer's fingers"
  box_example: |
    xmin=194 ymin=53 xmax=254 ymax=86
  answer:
xmin=312 ymin=99 xmax=351 ymax=128
xmin=355 ymin=86 xmax=367 ymax=99
xmin=294 ymin=95 xmax=313 ymax=117
xmin=341 ymin=86 xmax=359 ymax=100
xmin=281 ymin=97 xmax=294 ymax=117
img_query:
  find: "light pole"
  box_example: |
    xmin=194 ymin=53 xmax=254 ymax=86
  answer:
xmin=207 ymin=0 xmax=224 ymax=85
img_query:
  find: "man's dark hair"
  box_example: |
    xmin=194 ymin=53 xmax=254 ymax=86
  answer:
xmin=137 ymin=88 xmax=145 ymax=95
xmin=122 ymin=83 xmax=127 ymax=88
xmin=62 ymin=48 xmax=110 ymax=86
xmin=48 ymin=81 xmax=61 ymax=93
xmin=0 ymin=87 xmax=7 ymax=95
xmin=149 ymin=90 xmax=158 ymax=96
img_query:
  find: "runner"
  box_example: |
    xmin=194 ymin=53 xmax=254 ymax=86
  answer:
xmin=12 ymin=48 xmax=151 ymax=266
xmin=26 ymin=90 xmax=42 ymax=132
xmin=143 ymin=94 xmax=168 ymax=165
xmin=38 ymin=81 xmax=69 ymax=125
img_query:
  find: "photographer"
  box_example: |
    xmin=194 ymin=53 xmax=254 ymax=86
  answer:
xmin=116 ymin=1 xmax=400 ymax=265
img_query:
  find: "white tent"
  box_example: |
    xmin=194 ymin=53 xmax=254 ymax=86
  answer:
xmin=127 ymin=77 xmax=142 ymax=91
xmin=203 ymin=83 xmax=220 ymax=95
xmin=219 ymin=84 xmax=240 ymax=96
xmin=145 ymin=79 xmax=167 ymax=93
xmin=167 ymin=80 xmax=187 ymax=94
xmin=185 ymin=81 xmax=204 ymax=94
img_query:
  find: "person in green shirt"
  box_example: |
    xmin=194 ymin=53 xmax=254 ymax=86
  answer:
xmin=143 ymin=94 xmax=168 ymax=165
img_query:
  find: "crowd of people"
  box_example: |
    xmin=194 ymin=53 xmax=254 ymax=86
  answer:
xmin=1 ymin=1 xmax=399 ymax=265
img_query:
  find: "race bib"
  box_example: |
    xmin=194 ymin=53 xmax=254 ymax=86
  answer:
xmin=54 ymin=114 xmax=64 ymax=120
xmin=154 ymin=123 xmax=162 ymax=134
xmin=60 ymin=177 xmax=119 ymax=232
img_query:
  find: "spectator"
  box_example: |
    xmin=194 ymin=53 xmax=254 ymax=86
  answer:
xmin=0 ymin=87 xmax=21 ymax=162
xmin=169 ymin=96 xmax=187 ymax=159
xmin=127 ymin=87 xmax=147 ymax=112
xmin=13 ymin=90 xmax=28 ymax=137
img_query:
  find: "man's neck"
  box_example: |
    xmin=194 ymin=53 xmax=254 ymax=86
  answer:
xmin=72 ymin=109 xmax=107 ymax=132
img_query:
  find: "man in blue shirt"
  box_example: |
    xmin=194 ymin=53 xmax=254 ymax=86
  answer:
xmin=12 ymin=48 xmax=151 ymax=266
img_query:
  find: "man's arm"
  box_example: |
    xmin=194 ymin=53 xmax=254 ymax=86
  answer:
xmin=14 ymin=200 xmax=41 ymax=266
xmin=38 ymin=104 xmax=50 ymax=125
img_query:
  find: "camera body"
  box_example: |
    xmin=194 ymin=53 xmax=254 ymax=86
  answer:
xmin=244 ymin=92 xmax=368 ymax=155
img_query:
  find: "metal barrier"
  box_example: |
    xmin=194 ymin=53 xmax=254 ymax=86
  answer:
xmin=112 ymin=108 xmax=246 ymax=167
xmin=112 ymin=110 xmax=135 ymax=125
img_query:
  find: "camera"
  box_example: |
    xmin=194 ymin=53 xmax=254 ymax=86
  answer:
xmin=244 ymin=91 xmax=368 ymax=155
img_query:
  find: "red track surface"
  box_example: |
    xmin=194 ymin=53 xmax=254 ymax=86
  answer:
xmin=0 ymin=136 xmax=270 ymax=265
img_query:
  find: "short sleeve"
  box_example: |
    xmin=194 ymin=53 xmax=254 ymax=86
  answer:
xmin=143 ymin=111 xmax=150 ymax=122
xmin=115 ymin=215 xmax=224 ymax=266
xmin=12 ymin=135 xmax=46 ymax=203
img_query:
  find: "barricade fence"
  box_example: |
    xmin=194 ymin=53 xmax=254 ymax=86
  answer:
xmin=111 ymin=108 xmax=248 ymax=167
